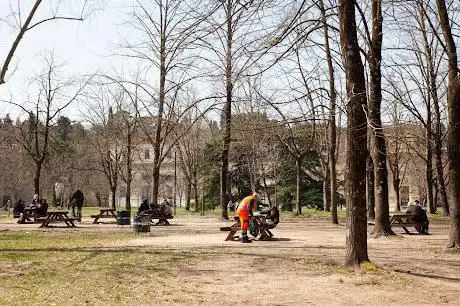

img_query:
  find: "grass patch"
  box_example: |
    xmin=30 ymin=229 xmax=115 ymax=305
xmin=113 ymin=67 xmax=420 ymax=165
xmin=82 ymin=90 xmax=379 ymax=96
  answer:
xmin=0 ymin=230 xmax=202 ymax=305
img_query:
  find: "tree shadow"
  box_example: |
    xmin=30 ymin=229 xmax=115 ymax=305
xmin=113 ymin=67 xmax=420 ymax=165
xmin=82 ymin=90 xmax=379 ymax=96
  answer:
xmin=393 ymin=269 xmax=460 ymax=283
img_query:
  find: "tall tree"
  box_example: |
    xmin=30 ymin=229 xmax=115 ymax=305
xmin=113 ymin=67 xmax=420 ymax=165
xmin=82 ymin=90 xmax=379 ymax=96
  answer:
xmin=10 ymin=58 xmax=85 ymax=195
xmin=339 ymin=0 xmax=369 ymax=265
xmin=435 ymin=0 xmax=460 ymax=248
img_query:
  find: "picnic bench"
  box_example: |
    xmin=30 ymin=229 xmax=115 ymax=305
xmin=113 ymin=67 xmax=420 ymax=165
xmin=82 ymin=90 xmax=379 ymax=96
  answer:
xmin=220 ymin=215 xmax=276 ymax=241
xmin=39 ymin=211 xmax=77 ymax=228
xmin=91 ymin=208 xmax=118 ymax=224
xmin=139 ymin=211 xmax=173 ymax=226
xmin=390 ymin=214 xmax=429 ymax=234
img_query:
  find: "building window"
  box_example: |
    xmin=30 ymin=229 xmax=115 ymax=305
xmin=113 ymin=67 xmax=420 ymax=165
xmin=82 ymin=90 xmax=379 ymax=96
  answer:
xmin=144 ymin=149 xmax=150 ymax=160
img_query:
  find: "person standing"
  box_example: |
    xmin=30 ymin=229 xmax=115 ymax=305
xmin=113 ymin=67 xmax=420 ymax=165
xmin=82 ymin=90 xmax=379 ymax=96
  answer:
xmin=236 ymin=192 xmax=261 ymax=243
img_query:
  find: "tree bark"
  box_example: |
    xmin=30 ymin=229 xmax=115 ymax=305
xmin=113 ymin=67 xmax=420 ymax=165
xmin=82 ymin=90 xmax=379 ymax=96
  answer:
xmin=367 ymin=154 xmax=375 ymax=220
xmin=339 ymin=0 xmax=369 ymax=266
xmin=151 ymin=5 xmax=167 ymax=207
xmin=0 ymin=0 xmax=42 ymax=85
xmin=126 ymin=128 xmax=132 ymax=212
xmin=393 ymin=177 xmax=401 ymax=212
xmin=369 ymin=0 xmax=394 ymax=237
xmin=185 ymin=181 xmax=191 ymax=211
xmin=111 ymin=186 xmax=116 ymax=210
xmin=319 ymin=0 xmax=337 ymax=224
xmin=34 ymin=161 xmax=42 ymax=196
xmin=263 ymin=176 xmax=272 ymax=207
xmin=323 ymin=172 xmax=331 ymax=212
xmin=296 ymin=158 xmax=302 ymax=216
xmin=436 ymin=0 xmax=460 ymax=248
xmin=219 ymin=0 xmax=233 ymax=220
xmin=426 ymin=136 xmax=435 ymax=214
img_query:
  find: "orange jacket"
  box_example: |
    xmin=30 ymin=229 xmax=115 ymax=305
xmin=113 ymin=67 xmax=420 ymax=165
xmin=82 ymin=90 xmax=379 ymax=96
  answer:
xmin=237 ymin=195 xmax=257 ymax=214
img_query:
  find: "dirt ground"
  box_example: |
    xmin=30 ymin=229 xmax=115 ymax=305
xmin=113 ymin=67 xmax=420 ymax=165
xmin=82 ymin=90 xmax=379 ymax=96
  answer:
xmin=1 ymin=215 xmax=459 ymax=305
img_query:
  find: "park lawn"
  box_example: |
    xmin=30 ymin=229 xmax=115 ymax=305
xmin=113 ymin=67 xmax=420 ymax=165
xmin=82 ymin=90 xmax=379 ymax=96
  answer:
xmin=0 ymin=230 xmax=201 ymax=305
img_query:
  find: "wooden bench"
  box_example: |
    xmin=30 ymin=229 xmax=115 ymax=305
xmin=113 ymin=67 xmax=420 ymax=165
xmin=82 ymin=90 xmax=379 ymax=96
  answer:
xmin=390 ymin=214 xmax=429 ymax=234
xmin=91 ymin=209 xmax=118 ymax=224
xmin=220 ymin=215 xmax=276 ymax=241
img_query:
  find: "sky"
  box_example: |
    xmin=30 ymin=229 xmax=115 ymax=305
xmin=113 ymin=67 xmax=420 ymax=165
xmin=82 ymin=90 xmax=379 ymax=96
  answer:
xmin=0 ymin=0 xmax=132 ymax=121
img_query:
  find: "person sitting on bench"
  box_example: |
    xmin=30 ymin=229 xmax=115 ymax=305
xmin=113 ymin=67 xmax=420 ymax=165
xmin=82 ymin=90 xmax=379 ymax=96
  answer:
xmin=266 ymin=206 xmax=280 ymax=225
xmin=13 ymin=199 xmax=25 ymax=217
xmin=138 ymin=199 xmax=150 ymax=214
xmin=37 ymin=199 xmax=48 ymax=217
xmin=406 ymin=200 xmax=429 ymax=234
xmin=236 ymin=192 xmax=261 ymax=243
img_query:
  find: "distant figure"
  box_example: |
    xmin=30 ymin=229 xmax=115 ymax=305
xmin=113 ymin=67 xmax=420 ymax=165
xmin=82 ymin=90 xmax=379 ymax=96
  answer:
xmin=138 ymin=199 xmax=150 ymax=214
xmin=31 ymin=194 xmax=39 ymax=207
xmin=227 ymin=199 xmax=235 ymax=212
xmin=161 ymin=199 xmax=172 ymax=217
xmin=70 ymin=190 xmax=84 ymax=222
xmin=37 ymin=199 xmax=48 ymax=217
xmin=13 ymin=199 xmax=25 ymax=217
xmin=406 ymin=200 xmax=429 ymax=234
xmin=265 ymin=206 xmax=280 ymax=225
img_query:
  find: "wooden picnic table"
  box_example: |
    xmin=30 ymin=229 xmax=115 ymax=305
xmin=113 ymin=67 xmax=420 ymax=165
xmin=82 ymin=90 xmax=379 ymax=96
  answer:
xmin=220 ymin=215 xmax=276 ymax=241
xmin=390 ymin=214 xmax=428 ymax=234
xmin=39 ymin=211 xmax=77 ymax=228
xmin=139 ymin=211 xmax=173 ymax=226
xmin=91 ymin=208 xmax=118 ymax=224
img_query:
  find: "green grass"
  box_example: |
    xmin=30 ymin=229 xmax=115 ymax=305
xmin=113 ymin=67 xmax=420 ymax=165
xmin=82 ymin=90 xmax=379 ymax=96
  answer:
xmin=0 ymin=230 xmax=199 ymax=305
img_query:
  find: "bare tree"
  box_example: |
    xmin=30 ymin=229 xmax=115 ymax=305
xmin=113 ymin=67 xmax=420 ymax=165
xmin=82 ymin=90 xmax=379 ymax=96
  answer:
xmin=1 ymin=0 xmax=91 ymax=85
xmin=8 ymin=57 xmax=85 ymax=195
xmin=435 ymin=0 xmax=460 ymax=248
xmin=339 ymin=0 xmax=369 ymax=266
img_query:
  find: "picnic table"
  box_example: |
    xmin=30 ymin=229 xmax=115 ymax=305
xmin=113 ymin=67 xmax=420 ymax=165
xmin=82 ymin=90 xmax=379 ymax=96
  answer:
xmin=39 ymin=211 xmax=77 ymax=228
xmin=390 ymin=214 xmax=428 ymax=234
xmin=220 ymin=215 xmax=276 ymax=241
xmin=91 ymin=208 xmax=118 ymax=224
xmin=139 ymin=211 xmax=173 ymax=226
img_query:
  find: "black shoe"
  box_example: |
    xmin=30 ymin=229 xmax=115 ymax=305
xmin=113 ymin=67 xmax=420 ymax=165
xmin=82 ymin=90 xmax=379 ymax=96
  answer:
xmin=241 ymin=237 xmax=252 ymax=243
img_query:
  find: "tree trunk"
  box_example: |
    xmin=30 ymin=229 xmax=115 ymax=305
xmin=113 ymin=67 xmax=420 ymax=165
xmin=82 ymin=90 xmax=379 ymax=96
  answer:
xmin=426 ymin=124 xmax=435 ymax=214
xmin=434 ymin=144 xmax=449 ymax=216
xmin=436 ymin=0 xmax=460 ymax=247
xmin=393 ymin=177 xmax=401 ymax=212
xmin=95 ymin=192 xmax=102 ymax=207
xmin=151 ymin=12 xmax=167 ymax=207
xmin=323 ymin=172 xmax=331 ymax=212
xmin=185 ymin=181 xmax=191 ymax=211
xmin=319 ymin=0 xmax=338 ymax=223
xmin=111 ymin=186 xmax=116 ymax=210
xmin=151 ymin=165 xmax=160 ymax=206
xmin=34 ymin=161 xmax=42 ymax=196
xmin=447 ymin=80 xmax=460 ymax=247
xmin=263 ymin=176 xmax=272 ymax=207
xmin=369 ymin=0 xmax=393 ymax=237
xmin=367 ymin=154 xmax=375 ymax=220
xmin=219 ymin=0 xmax=234 ymax=221
xmin=126 ymin=131 xmax=132 ymax=212
xmin=296 ymin=158 xmax=302 ymax=216
xmin=339 ymin=0 xmax=369 ymax=266
xmin=193 ymin=180 xmax=199 ymax=212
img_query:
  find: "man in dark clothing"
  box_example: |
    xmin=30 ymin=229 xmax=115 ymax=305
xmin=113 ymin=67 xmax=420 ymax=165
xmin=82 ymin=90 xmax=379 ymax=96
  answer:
xmin=138 ymin=199 xmax=150 ymax=213
xmin=406 ymin=200 xmax=429 ymax=234
xmin=70 ymin=190 xmax=84 ymax=222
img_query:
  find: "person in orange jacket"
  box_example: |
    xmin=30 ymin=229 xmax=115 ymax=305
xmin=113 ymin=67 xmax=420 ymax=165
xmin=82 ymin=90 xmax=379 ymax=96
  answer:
xmin=236 ymin=192 xmax=261 ymax=243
